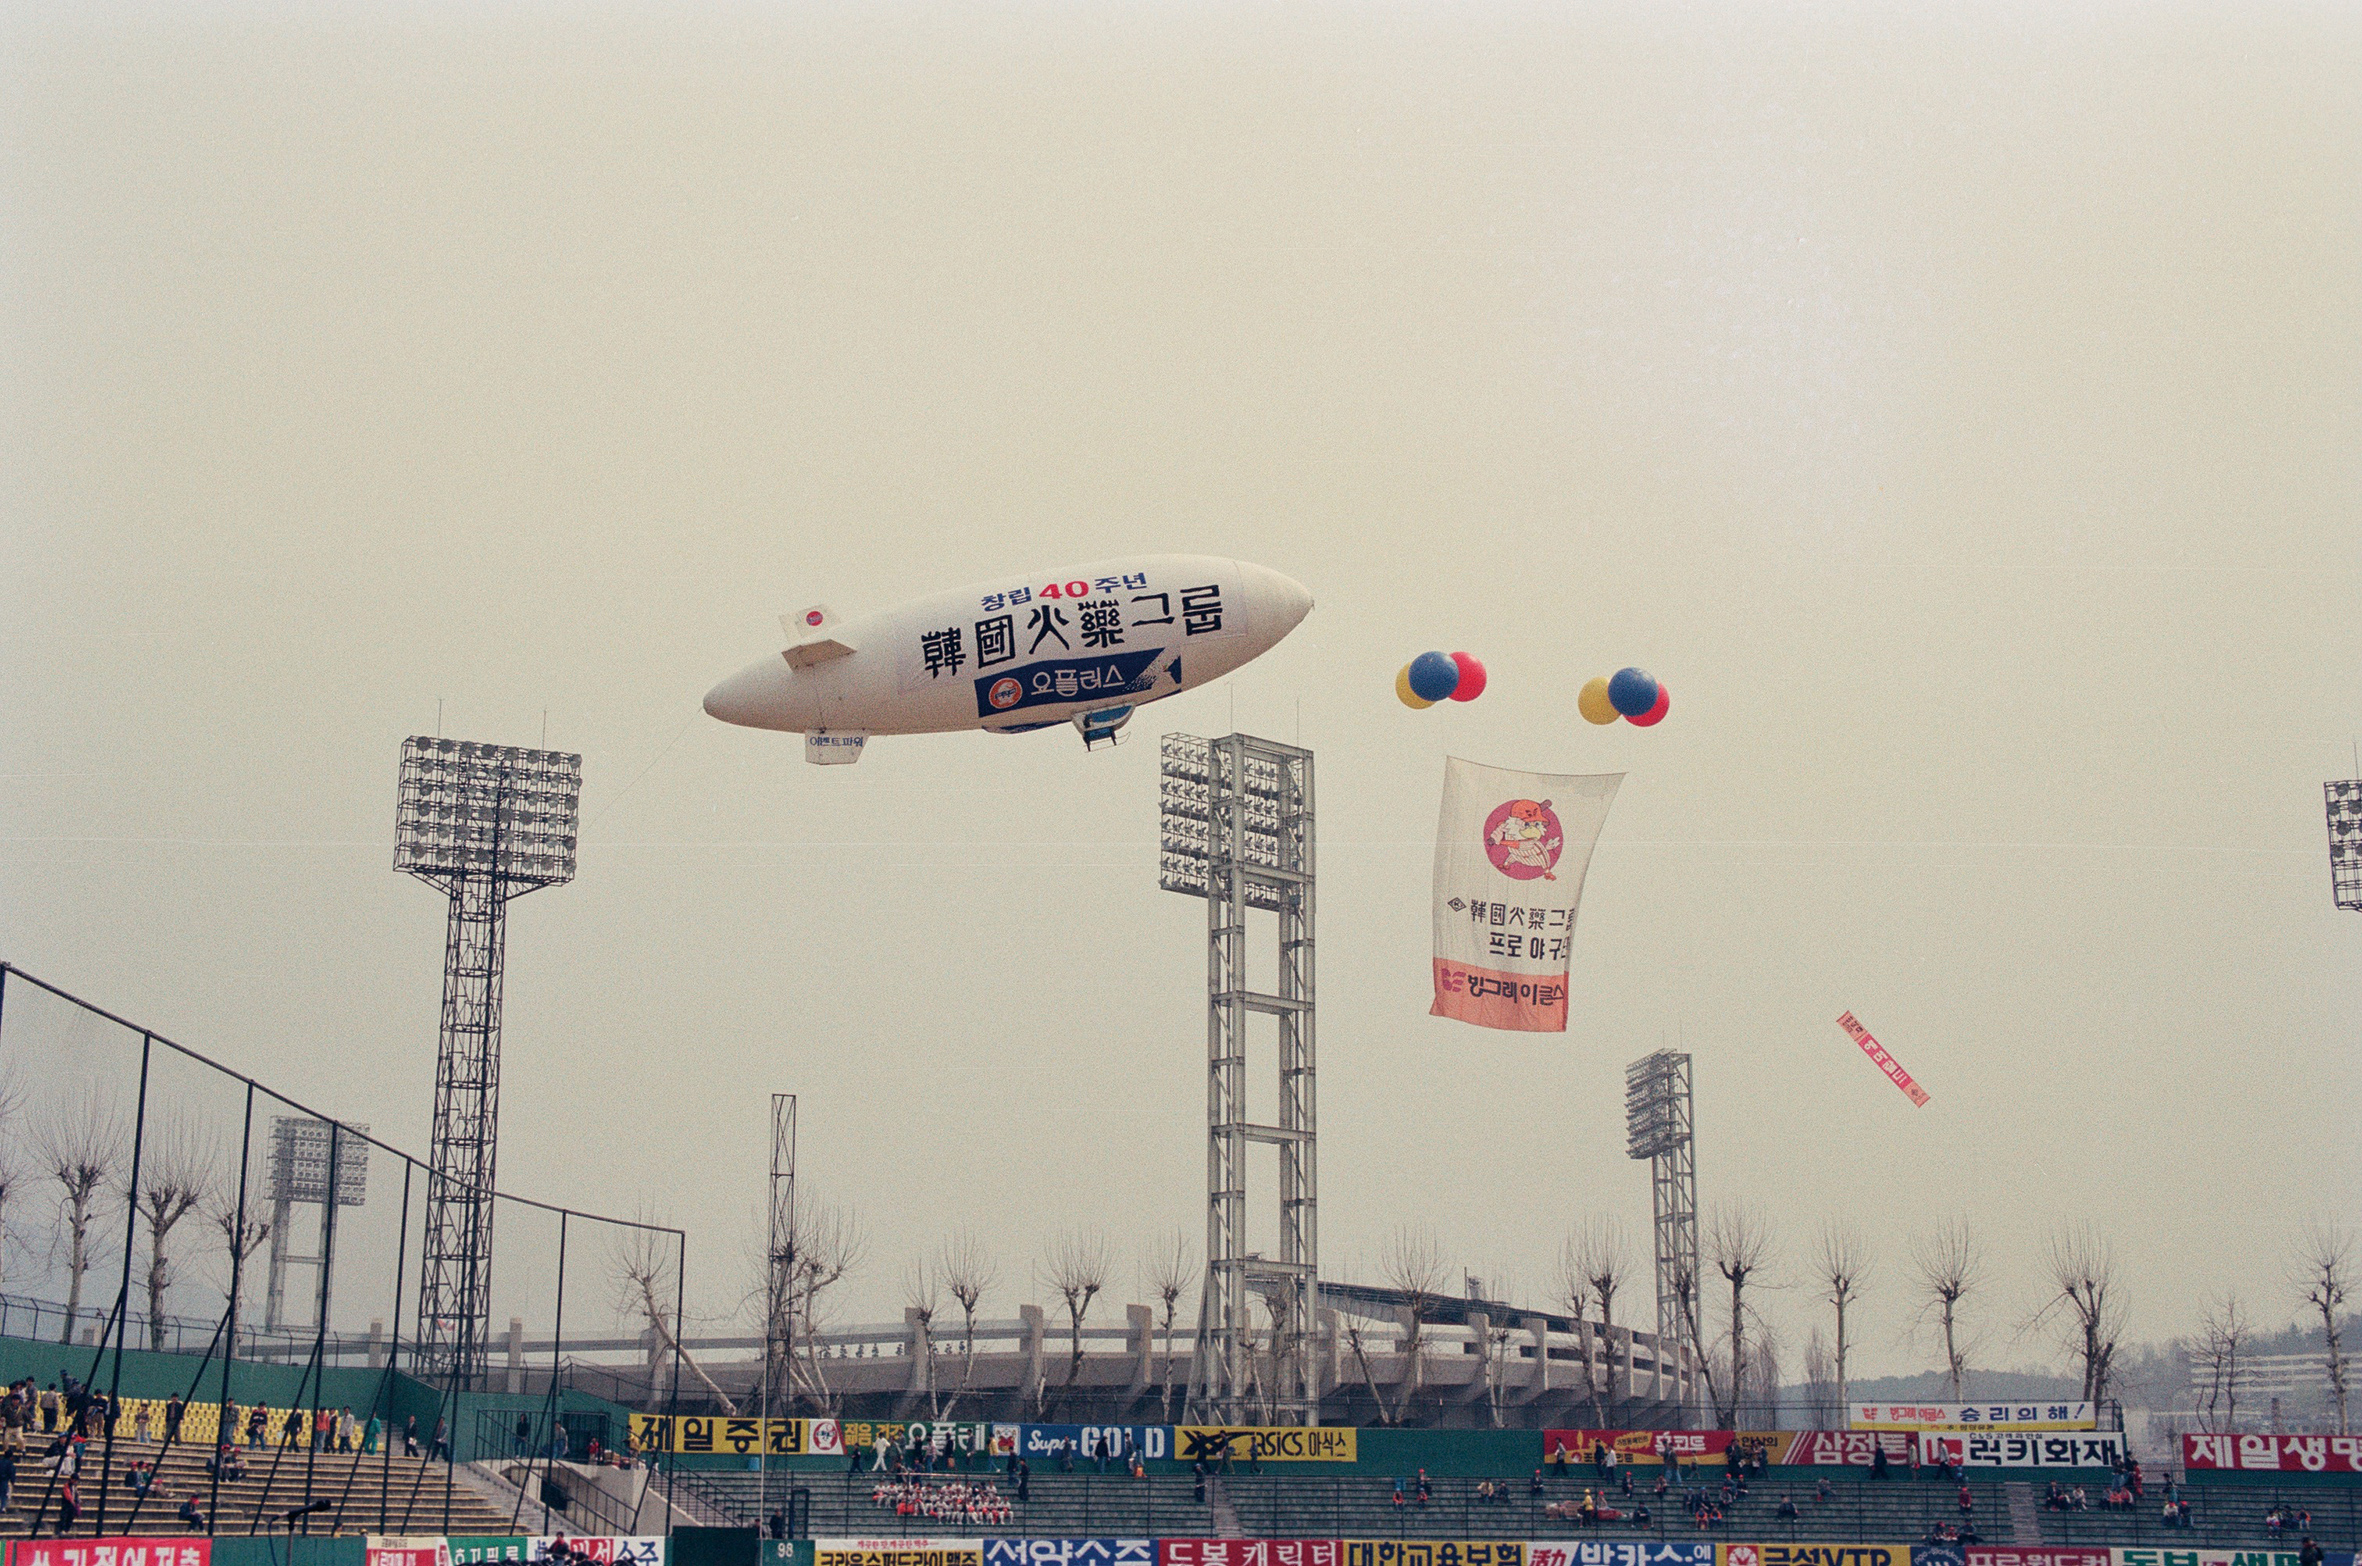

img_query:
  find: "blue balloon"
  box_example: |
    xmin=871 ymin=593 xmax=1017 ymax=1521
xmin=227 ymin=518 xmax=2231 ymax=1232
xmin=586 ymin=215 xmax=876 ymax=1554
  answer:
xmin=1407 ymin=650 xmax=1461 ymax=702
xmin=1607 ymin=666 xmax=1660 ymax=717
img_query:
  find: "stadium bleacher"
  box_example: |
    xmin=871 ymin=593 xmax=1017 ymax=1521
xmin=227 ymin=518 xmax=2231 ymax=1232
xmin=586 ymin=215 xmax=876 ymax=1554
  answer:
xmin=0 ymin=1438 xmax=523 ymax=1539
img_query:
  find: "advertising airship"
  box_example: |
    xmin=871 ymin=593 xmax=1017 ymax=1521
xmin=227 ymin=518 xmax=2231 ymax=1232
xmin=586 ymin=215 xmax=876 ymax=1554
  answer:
xmin=702 ymin=554 xmax=1314 ymax=763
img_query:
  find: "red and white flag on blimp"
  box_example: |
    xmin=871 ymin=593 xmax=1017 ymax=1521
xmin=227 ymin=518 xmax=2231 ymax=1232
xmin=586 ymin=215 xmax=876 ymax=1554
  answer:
xmin=1432 ymin=758 xmax=1622 ymax=1032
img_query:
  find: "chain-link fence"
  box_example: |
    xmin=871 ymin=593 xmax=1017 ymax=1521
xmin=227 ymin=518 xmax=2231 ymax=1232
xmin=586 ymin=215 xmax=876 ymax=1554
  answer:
xmin=0 ymin=962 xmax=690 ymax=1539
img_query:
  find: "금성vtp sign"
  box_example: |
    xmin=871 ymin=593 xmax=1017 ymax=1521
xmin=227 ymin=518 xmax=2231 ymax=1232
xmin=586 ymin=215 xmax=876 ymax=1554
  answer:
xmin=1430 ymin=760 xmax=1621 ymax=1032
xmin=1837 ymin=1012 xmax=1930 ymax=1107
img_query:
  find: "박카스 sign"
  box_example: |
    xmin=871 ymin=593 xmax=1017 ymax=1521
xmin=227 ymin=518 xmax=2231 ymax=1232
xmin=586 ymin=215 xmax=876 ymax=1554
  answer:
xmin=1851 ymin=1403 xmax=2093 ymax=1432
xmin=1917 ymin=1433 xmax=2124 ymax=1468
xmin=1175 ymin=1426 xmax=1357 ymax=1462
xmin=2182 ymin=1432 xmax=2362 ymax=1472
xmin=1528 ymin=1546 xmax=1714 ymax=1566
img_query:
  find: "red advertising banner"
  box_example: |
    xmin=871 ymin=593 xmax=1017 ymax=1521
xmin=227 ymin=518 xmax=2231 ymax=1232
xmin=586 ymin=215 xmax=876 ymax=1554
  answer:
xmin=1160 ymin=1546 xmax=1340 ymax=1566
xmin=1837 ymin=1012 xmax=1930 ymax=1108
xmin=2183 ymin=1432 xmax=2362 ymax=1473
xmin=1963 ymin=1553 xmax=2111 ymax=1566
xmin=13 ymin=1545 xmax=210 ymax=1566
xmin=1546 ymin=1429 xmax=1743 ymax=1464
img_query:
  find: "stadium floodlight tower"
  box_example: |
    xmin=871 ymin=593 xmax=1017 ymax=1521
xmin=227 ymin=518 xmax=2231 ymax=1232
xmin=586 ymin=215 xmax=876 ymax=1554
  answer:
xmin=1625 ymin=1049 xmax=1697 ymax=1412
xmin=262 ymin=1116 xmax=369 ymax=1333
xmin=2329 ymin=779 xmax=2362 ymax=913
xmin=1159 ymin=732 xmax=1317 ymax=1425
xmin=394 ymin=736 xmax=581 ymax=1384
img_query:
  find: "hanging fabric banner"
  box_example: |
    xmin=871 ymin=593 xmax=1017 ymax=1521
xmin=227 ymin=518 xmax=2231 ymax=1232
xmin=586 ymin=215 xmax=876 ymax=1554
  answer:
xmin=1431 ymin=759 xmax=1621 ymax=1031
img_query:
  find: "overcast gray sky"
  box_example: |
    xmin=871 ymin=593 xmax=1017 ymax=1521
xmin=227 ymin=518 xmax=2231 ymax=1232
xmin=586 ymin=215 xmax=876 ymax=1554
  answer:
xmin=4 ymin=0 xmax=2359 ymax=1381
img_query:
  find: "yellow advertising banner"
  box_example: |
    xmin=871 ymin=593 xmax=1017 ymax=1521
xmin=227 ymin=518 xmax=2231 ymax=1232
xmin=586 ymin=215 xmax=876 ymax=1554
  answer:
xmin=1342 ymin=1545 xmax=1524 ymax=1566
xmin=814 ymin=1544 xmax=983 ymax=1566
xmin=1718 ymin=1547 xmax=1914 ymax=1566
xmin=1176 ymin=1426 xmax=1357 ymax=1463
xmin=628 ymin=1414 xmax=844 ymax=1456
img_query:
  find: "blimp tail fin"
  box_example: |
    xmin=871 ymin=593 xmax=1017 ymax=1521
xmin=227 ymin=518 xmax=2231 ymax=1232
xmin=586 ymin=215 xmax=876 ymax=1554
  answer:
xmin=780 ymin=605 xmax=857 ymax=670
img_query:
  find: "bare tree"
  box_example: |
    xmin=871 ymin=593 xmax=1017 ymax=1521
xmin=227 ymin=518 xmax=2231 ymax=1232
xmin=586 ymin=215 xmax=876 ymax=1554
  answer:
xmin=1565 ymin=1218 xmax=1632 ymax=1424
xmin=1039 ymin=1229 xmax=1113 ymax=1413
xmin=207 ymin=1190 xmax=272 ymax=1313
xmin=1801 ymin=1325 xmax=1836 ymax=1429
xmin=767 ymin=1196 xmax=864 ymax=1415
xmin=937 ymin=1230 xmax=999 ymax=1419
xmin=902 ymin=1258 xmax=942 ymax=1416
xmin=0 ymin=1069 xmax=24 ymax=1291
xmin=2293 ymin=1219 xmax=2353 ymax=1435
xmin=38 ymin=1088 xmax=123 ymax=1343
xmin=1814 ymin=1222 xmax=1872 ymax=1418
xmin=1707 ymin=1201 xmax=1776 ymax=1429
xmin=131 ymin=1119 xmax=214 ymax=1348
xmin=1911 ymin=1216 xmax=1983 ymax=1399
xmin=2193 ymin=1291 xmax=2251 ymax=1433
xmin=1382 ymin=1223 xmax=1449 ymax=1417
xmin=616 ymin=1214 xmax=738 ymax=1412
xmin=1139 ymin=1232 xmax=1195 ymax=1422
xmin=2025 ymin=1222 xmax=2127 ymax=1407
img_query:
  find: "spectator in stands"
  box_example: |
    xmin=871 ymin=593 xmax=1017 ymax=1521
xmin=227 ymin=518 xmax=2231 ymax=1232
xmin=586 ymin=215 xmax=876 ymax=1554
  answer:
xmin=54 ymin=1476 xmax=81 ymax=1535
xmin=432 ymin=1417 xmax=449 ymax=1462
xmin=1620 ymin=1466 xmax=1633 ymax=1497
xmin=0 ymin=1445 xmax=16 ymax=1515
xmin=1416 ymin=1469 xmax=1432 ymax=1506
xmin=768 ymin=1509 xmax=788 ymax=1539
xmin=178 ymin=1494 xmax=206 ymax=1530
xmin=1015 ymin=1459 xmax=1031 ymax=1503
xmin=249 ymin=1407 xmax=268 ymax=1448
xmin=365 ymin=1413 xmax=383 ymax=1455
xmin=1815 ymin=1477 xmax=1831 ymax=1505
xmin=402 ymin=1415 xmax=418 ymax=1458
xmin=2301 ymin=1538 xmax=2324 ymax=1566
xmin=515 ymin=1414 xmax=533 ymax=1457
xmin=1957 ymin=1482 xmax=1974 ymax=1518
xmin=134 ymin=1404 xmax=153 ymax=1443
xmin=1531 ymin=1469 xmax=1546 ymax=1497
xmin=164 ymin=1394 xmax=184 ymax=1446
xmin=1633 ymin=1502 xmax=1652 ymax=1528
xmin=1653 ymin=1470 xmax=1670 ymax=1500
xmin=1923 ymin=1523 xmax=1946 ymax=1545
xmin=1869 ymin=1444 xmax=1889 ymax=1480
xmin=128 ymin=1459 xmax=155 ymax=1497
xmin=1777 ymin=1494 xmax=1797 ymax=1520
xmin=2069 ymin=1484 xmax=2088 ymax=1510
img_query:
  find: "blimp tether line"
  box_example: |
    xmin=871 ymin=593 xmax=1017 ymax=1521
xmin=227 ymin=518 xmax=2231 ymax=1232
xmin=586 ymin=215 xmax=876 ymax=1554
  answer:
xmin=703 ymin=554 xmax=1314 ymax=764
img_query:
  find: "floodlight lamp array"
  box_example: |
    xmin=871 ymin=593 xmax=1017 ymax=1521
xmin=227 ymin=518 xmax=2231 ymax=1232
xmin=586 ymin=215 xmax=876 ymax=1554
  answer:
xmin=394 ymin=737 xmax=582 ymax=887
xmin=1158 ymin=734 xmax=1288 ymax=909
xmin=1624 ymin=1050 xmax=1688 ymax=1160
xmin=268 ymin=1116 xmax=370 ymax=1207
xmin=2328 ymin=780 xmax=2362 ymax=912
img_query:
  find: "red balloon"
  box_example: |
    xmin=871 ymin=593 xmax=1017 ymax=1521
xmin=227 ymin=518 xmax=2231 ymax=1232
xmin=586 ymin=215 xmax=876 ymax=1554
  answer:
xmin=1628 ymin=684 xmax=1670 ymax=726
xmin=1447 ymin=651 xmax=1487 ymax=702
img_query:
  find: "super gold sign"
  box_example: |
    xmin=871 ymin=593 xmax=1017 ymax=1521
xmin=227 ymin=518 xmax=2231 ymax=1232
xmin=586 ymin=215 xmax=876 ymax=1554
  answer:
xmin=1176 ymin=1426 xmax=1357 ymax=1462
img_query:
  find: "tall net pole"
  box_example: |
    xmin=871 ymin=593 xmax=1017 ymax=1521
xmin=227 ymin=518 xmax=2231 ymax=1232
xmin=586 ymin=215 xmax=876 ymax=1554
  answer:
xmin=2327 ymin=780 xmax=2362 ymax=913
xmin=395 ymin=737 xmax=581 ymax=1383
xmin=762 ymin=1092 xmax=796 ymax=1518
xmin=1626 ymin=1049 xmax=1697 ymax=1414
xmin=1160 ymin=732 xmax=1317 ymax=1425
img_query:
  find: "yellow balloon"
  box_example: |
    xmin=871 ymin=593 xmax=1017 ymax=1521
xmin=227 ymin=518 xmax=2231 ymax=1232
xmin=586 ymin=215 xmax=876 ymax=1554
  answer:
xmin=1397 ymin=664 xmax=1436 ymax=709
xmin=1578 ymin=676 xmax=1619 ymax=725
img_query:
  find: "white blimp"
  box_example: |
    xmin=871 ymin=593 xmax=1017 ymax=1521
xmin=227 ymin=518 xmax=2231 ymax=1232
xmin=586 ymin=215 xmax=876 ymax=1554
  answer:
xmin=702 ymin=554 xmax=1314 ymax=763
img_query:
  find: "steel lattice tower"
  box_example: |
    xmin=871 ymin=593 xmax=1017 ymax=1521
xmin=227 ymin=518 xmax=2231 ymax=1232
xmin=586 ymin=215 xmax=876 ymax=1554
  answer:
xmin=1160 ymin=733 xmax=1317 ymax=1425
xmin=1625 ymin=1049 xmax=1697 ymax=1411
xmin=395 ymin=737 xmax=580 ymax=1384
